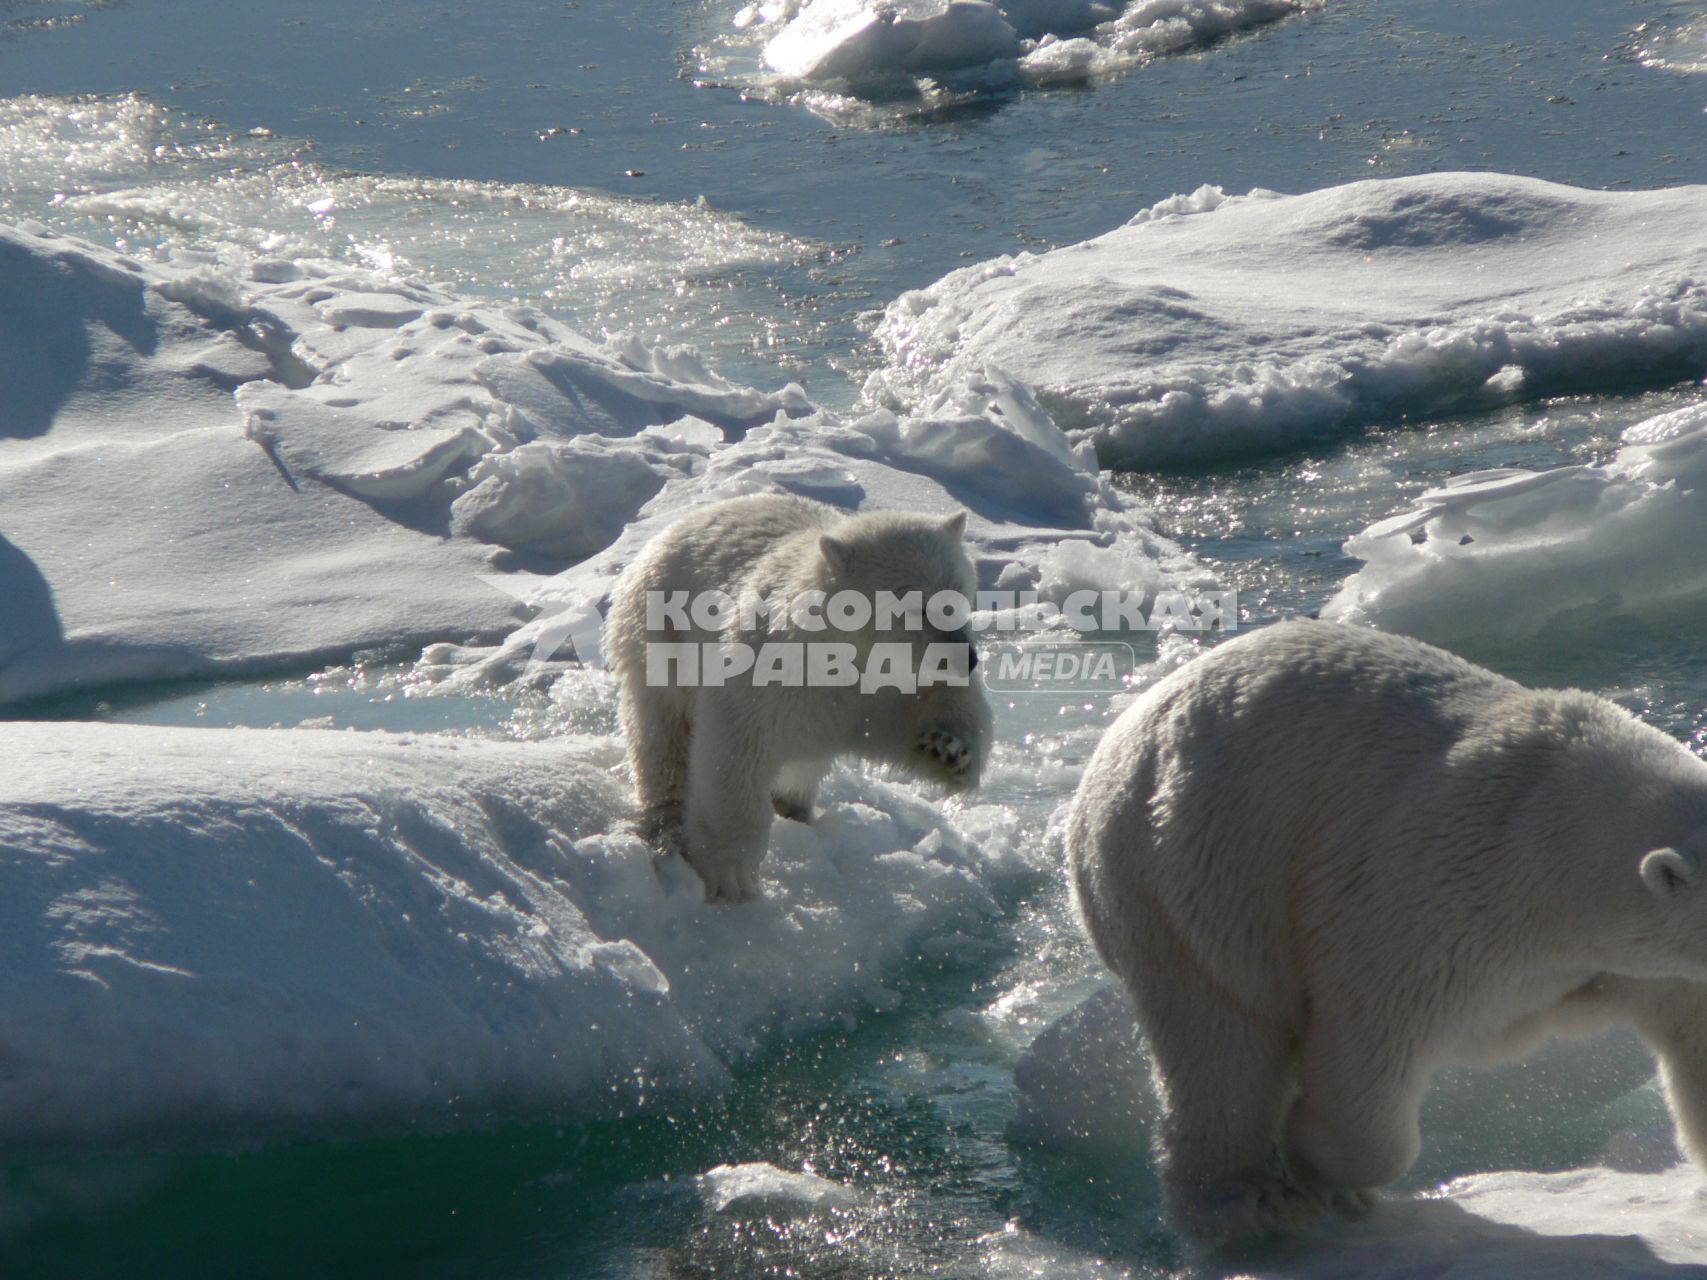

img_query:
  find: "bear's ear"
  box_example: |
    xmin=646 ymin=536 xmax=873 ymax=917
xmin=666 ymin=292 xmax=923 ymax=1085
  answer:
xmin=940 ymin=511 xmax=968 ymax=539
xmin=820 ymin=534 xmax=853 ymax=576
xmin=1641 ymin=847 xmax=1699 ymax=899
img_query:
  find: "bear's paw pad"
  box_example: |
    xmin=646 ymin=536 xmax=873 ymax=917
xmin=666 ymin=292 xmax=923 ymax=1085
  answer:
xmin=688 ymin=854 xmax=762 ymax=904
xmin=918 ymin=727 xmax=972 ymax=774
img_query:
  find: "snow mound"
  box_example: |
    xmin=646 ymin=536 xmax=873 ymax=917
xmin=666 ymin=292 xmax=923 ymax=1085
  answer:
xmin=1324 ymin=399 xmax=1707 ymax=643
xmin=871 ymin=174 xmax=1707 ymax=467
xmin=697 ymin=1162 xmax=865 ymax=1215
xmin=703 ymin=0 xmax=1315 ymax=121
xmin=0 ymin=220 xmax=809 ymax=705
xmin=0 ymin=720 xmax=1005 ymax=1149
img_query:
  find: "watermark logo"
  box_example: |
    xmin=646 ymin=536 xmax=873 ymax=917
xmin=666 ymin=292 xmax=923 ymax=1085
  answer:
xmin=482 ymin=577 xmax=1234 ymax=690
xmin=980 ymin=640 xmax=1136 ymax=693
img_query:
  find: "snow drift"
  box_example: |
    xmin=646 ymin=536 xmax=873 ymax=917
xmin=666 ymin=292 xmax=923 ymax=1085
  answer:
xmin=1324 ymin=398 xmax=1707 ymax=643
xmin=871 ymin=174 xmax=1707 ymax=467
xmin=0 ymin=719 xmax=1007 ymax=1148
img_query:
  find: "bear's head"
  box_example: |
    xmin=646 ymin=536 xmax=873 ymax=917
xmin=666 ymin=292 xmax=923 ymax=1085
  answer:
xmin=1503 ymin=691 xmax=1707 ymax=981
xmin=816 ymin=508 xmax=991 ymax=791
xmin=816 ymin=508 xmax=979 ymax=666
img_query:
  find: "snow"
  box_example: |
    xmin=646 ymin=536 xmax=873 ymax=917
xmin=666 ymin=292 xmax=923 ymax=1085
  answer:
xmin=0 ymin=718 xmax=1009 ymax=1149
xmin=704 ymin=0 xmax=1315 ymax=119
xmin=1208 ymin=1168 xmax=1707 ymax=1278
xmin=1324 ymin=398 xmax=1707 ymax=644
xmin=0 ymin=219 xmax=809 ymax=705
xmin=871 ymin=174 xmax=1707 ymax=467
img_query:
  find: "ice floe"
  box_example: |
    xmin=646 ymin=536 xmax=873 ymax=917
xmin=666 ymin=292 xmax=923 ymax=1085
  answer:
xmin=702 ymin=0 xmax=1316 ymax=121
xmin=0 ymin=719 xmax=1009 ymax=1148
xmin=0 ymin=219 xmax=809 ymax=704
xmin=1324 ymin=398 xmax=1707 ymax=644
xmin=871 ymin=173 xmax=1707 ymax=467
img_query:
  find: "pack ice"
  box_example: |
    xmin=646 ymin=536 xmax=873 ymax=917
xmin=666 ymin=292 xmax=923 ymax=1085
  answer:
xmin=430 ymin=368 xmax=1205 ymax=692
xmin=872 ymin=173 xmax=1707 ymax=466
xmin=0 ymin=217 xmax=1193 ymax=1148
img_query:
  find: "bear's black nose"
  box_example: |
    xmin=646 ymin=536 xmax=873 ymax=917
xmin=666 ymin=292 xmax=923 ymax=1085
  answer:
xmin=953 ymin=624 xmax=978 ymax=672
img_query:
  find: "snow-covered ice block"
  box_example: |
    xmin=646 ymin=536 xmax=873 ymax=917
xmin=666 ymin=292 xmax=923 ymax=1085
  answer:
xmin=0 ymin=720 xmax=1004 ymax=1148
xmin=0 ymin=220 xmax=811 ymax=705
xmin=1325 ymin=399 xmax=1707 ymax=643
xmin=871 ymin=174 xmax=1707 ymax=467
xmin=1205 ymin=1166 xmax=1707 ymax=1276
xmin=713 ymin=0 xmax=1316 ymax=115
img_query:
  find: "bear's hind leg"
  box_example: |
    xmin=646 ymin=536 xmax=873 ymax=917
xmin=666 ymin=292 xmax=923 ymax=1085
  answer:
xmin=771 ymin=760 xmax=829 ymax=824
xmin=684 ymin=694 xmax=780 ymax=902
xmin=1137 ymin=956 xmax=1317 ymax=1241
xmin=621 ymin=683 xmax=692 ymax=849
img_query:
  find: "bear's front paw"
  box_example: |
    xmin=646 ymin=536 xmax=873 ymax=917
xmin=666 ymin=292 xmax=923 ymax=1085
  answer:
xmin=685 ymin=853 xmax=762 ymax=904
xmin=918 ymin=727 xmax=973 ymax=781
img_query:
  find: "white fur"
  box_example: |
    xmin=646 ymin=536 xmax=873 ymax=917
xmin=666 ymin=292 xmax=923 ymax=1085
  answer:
xmin=1067 ymin=620 xmax=1707 ymax=1241
xmin=607 ymin=494 xmax=992 ymax=902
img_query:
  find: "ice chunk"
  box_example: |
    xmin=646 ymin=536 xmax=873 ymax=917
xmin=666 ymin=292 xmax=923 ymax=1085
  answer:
xmin=697 ymin=1162 xmax=865 ymax=1215
xmin=763 ymin=0 xmax=1022 ymax=83
xmin=1324 ymin=400 xmax=1707 ymax=643
xmin=1014 ymin=985 xmax=1664 ymax=1181
xmin=704 ymin=0 xmax=1318 ymax=119
xmin=450 ymin=435 xmax=699 ymax=561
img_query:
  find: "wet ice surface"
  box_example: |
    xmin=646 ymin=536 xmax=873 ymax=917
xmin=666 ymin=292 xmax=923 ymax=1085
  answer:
xmin=5 ymin=0 xmax=1707 ymax=1276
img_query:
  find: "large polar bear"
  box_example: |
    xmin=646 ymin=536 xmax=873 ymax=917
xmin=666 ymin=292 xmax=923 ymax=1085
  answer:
xmin=606 ymin=494 xmax=992 ymax=901
xmin=1067 ymin=620 xmax=1707 ymax=1240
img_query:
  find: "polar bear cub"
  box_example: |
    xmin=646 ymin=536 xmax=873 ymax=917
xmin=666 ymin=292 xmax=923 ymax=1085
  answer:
xmin=1068 ymin=620 xmax=1707 ymax=1241
xmin=606 ymin=494 xmax=992 ymax=901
